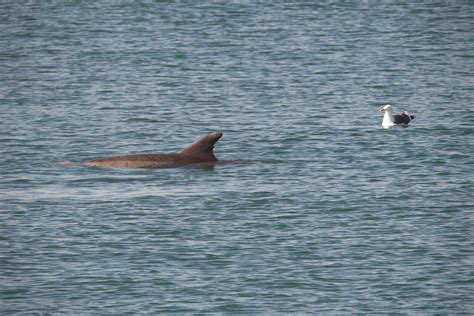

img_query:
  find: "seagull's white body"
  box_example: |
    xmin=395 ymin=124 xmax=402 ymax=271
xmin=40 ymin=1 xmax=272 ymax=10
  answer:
xmin=381 ymin=107 xmax=395 ymax=129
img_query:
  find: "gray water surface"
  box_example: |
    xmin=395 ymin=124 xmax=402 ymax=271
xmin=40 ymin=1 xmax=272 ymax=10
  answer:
xmin=1 ymin=1 xmax=473 ymax=313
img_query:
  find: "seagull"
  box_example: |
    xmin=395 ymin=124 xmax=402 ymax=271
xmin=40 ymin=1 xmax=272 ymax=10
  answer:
xmin=378 ymin=104 xmax=415 ymax=129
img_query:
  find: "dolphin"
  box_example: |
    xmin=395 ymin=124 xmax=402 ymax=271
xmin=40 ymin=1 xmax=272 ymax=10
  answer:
xmin=81 ymin=131 xmax=223 ymax=168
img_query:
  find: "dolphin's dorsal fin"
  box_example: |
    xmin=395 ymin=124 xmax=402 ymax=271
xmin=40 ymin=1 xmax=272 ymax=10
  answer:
xmin=177 ymin=131 xmax=222 ymax=161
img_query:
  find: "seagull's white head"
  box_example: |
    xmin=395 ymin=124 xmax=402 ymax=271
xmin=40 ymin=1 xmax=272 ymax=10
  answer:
xmin=378 ymin=104 xmax=391 ymax=113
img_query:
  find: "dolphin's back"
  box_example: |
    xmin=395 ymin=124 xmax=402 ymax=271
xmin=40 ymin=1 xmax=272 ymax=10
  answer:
xmin=81 ymin=131 xmax=223 ymax=169
xmin=81 ymin=154 xmax=184 ymax=168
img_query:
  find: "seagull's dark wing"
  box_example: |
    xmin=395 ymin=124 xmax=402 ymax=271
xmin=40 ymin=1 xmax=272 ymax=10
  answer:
xmin=393 ymin=113 xmax=411 ymax=124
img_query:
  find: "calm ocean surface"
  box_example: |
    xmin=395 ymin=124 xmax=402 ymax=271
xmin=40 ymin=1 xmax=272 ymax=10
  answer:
xmin=1 ymin=1 xmax=473 ymax=314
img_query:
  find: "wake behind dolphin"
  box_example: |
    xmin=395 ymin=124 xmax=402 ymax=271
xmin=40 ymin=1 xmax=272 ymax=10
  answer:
xmin=81 ymin=131 xmax=224 ymax=169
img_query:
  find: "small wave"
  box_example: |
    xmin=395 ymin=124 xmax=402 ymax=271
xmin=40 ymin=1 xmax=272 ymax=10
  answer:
xmin=57 ymin=160 xmax=79 ymax=167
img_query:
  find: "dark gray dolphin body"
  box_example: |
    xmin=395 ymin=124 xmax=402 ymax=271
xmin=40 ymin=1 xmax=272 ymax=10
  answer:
xmin=81 ymin=131 xmax=223 ymax=168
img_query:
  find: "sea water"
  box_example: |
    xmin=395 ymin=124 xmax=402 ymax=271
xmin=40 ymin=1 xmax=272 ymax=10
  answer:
xmin=0 ymin=1 xmax=473 ymax=313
